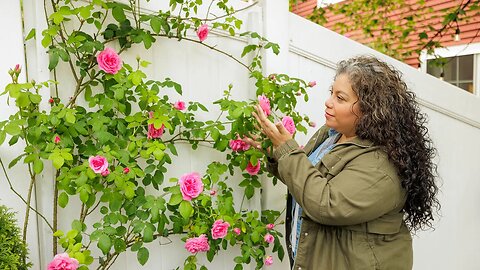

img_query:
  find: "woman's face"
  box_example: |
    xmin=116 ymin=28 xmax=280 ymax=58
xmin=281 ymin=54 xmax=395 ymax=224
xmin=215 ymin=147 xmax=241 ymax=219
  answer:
xmin=324 ymin=73 xmax=362 ymax=137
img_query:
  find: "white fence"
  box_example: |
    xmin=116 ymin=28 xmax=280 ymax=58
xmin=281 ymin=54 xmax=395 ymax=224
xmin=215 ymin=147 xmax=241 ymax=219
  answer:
xmin=1 ymin=0 xmax=480 ymax=269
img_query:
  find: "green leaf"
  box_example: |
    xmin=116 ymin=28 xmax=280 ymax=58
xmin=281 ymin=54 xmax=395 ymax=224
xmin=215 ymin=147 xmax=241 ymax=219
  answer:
xmin=65 ymin=111 xmax=76 ymax=124
xmin=112 ymin=6 xmax=126 ymax=22
xmin=150 ymin=17 xmax=161 ymax=33
xmin=168 ymin=193 xmax=183 ymax=205
xmin=48 ymin=51 xmax=59 ymax=71
xmin=33 ymin=159 xmax=44 ymax=174
xmin=25 ymin=28 xmax=36 ymax=40
xmin=143 ymin=225 xmax=154 ymax=243
xmin=179 ymin=200 xmax=193 ymax=219
xmin=0 ymin=131 xmax=6 ymax=145
xmin=114 ymin=238 xmax=127 ymax=253
xmin=41 ymin=34 xmax=52 ymax=48
xmin=16 ymin=93 xmax=30 ymax=107
xmin=98 ymin=234 xmax=112 ymax=254
xmin=241 ymin=44 xmax=257 ymax=57
xmin=137 ymin=247 xmax=149 ymax=265
xmin=51 ymin=154 xmax=65 ymax=169
xmin=80 ymin=189 xmax=89 ymax=203
xmin=58 ymin=192 xmax=69 ymax=208
xmin=5 ymin=123 xmax=21 ymax=136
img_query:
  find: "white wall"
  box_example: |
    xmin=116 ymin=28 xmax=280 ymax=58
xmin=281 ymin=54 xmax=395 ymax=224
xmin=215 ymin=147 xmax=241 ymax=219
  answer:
xmin=1 ymin=0 xmax=480 ymax=269
xmin=0 ymin=0 xmax=42 ymax=268
xmin=287 ymin=12 xmax=480 ymax=270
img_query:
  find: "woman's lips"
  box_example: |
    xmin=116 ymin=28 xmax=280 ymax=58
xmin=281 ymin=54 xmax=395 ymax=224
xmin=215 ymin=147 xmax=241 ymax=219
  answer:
xmin=325 ymin=111 xmax=334 ymax=118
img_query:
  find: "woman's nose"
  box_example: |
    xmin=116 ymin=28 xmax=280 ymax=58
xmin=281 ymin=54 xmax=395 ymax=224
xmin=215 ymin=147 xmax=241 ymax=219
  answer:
xmin=325 ymin=96 xmax=333 ymax=108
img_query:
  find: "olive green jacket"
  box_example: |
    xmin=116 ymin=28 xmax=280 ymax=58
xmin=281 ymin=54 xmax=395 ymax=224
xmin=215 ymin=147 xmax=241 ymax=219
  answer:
xmin=267 ymin=125 xmax=413 ymax=270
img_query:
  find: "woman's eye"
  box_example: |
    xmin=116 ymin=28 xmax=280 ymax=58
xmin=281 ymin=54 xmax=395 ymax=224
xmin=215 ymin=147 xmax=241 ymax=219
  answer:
xmin=337 ymin=96 xmax=344 ymax=101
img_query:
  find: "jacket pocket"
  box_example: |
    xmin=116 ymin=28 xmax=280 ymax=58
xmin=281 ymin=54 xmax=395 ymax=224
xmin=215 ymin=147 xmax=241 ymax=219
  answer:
xmin=320 ymin=153 xmax=342 ymax=178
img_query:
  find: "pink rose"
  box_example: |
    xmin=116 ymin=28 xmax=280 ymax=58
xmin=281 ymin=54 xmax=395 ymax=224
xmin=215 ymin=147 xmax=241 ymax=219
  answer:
xmin=264 ymin=255 xmax=273 ymax=266
xmin=258 ymin=95 xmax=271 ymax=116
xmin=123 ymin=167 xmax=130 ymax=174
xmin=245 ymin=161 xmax=261 ymax=175
xmin=282 ymin=116 xmax=296 ymax=135
xmin=49 ymin=98 xmax=55 ymax=104
xmin=268 ymin=74 xmax=276 ymax=81
xmin=97 ymin=47 xmax=122 ymax=74
xmin=101 ymin=168 xmax=110 ymax=177
xmin=197 ymin=24 xmax=209 ymax=42
xmin=88 ymin=155 xmax=108 ymax=174
xmin=308 ymin=81 xmax=316 ymax=87
xmin=174 ymin=101 xmax=186 ymax=111
xmin=264 ymin=233 xmax=274 ymax=244
xmin=54 ymin=136 xmax=61 ymax=144
xmin=233 ymin=228 xmax=241 ymax=235
xmin=179 ymin=172 xmax=204 ymax=201
xmin=185 ymin=234 xmax=210 ymax=253
xmin=309 ymin=121 xmax=316 ymax=128
xmin=211 ymin=219 xmax=230 ymax=239
xmin=147 ymin=111 xmax=165 ymax=139
xmin=14 ymin=64 xmax=21 ymax=74
xmin=47 ymin=253 xmax=79 ymax=270
xmin=210 ymin=189 xmax=216 ymax=196
xmin=266 ymin=223 xmax=274 ymax=230
xmin=229 ymin=138 xmax=250 ymax=152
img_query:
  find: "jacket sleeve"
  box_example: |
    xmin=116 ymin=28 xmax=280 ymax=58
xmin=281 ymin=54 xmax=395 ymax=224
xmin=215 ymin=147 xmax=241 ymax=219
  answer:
xmin=272 ymin=139 xmax=403 ymax=226
xmin=265 ymin=157 xmax=281 ymax=179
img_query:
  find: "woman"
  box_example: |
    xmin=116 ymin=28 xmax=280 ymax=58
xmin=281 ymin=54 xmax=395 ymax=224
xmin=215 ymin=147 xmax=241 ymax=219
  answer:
xmin=245 ymin=56 xmax=439 ymax=269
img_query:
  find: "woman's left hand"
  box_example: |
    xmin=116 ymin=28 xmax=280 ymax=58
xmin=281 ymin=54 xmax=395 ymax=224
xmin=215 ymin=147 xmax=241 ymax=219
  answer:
xmin=251 ymin=104 xmax=292 ymax=149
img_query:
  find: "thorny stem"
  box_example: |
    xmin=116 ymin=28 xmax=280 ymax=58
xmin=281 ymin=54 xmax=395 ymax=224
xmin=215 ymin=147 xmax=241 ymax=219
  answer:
xmin=53 ymin=172 xmax=59 ymax=255
xmin=0 ymin=158 xmax=53 ymax=231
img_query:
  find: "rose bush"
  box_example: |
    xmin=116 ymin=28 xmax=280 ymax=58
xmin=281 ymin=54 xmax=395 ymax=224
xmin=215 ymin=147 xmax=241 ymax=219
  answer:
xmin=0 ymin=0 xmax=316 ymax=269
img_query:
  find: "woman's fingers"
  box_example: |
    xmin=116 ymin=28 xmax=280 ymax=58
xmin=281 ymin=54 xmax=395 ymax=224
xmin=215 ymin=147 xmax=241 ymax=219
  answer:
xmin=275 ymin=122 xmax=288 ymax=135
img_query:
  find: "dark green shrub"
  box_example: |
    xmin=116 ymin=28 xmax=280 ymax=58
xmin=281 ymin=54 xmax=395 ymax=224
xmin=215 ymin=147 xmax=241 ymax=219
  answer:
xmin=0 ymin=205 xmax=31 ymax=270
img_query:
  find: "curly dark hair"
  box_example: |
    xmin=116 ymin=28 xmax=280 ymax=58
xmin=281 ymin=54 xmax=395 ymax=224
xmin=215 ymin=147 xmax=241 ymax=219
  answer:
xmin=335 ymin=55 xmax=440 ymax=232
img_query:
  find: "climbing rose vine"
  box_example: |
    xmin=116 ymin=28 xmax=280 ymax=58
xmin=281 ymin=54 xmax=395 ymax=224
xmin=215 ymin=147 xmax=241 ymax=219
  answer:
xmin=0 ymin=0 xmax=316 ymax=269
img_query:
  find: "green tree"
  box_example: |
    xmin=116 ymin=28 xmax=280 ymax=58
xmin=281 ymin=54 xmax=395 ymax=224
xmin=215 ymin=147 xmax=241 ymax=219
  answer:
xmin=293 ymin=0 xmax=480 ymax=62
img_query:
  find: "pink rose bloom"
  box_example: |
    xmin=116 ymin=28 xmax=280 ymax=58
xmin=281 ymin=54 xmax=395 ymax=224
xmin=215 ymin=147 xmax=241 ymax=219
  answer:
xmin=308 ymin=81 xmax=316 ymax=87
xmin=47 ymin=253 xmax=79 ymax=270
xmin=258 ymin=95 xmax=271 ymax=116
xmin=264 ymin=233 xmax=274 ymax=244
xmin=174 ymin=101 xmax=186 ymax=111
xmin=97 ymin=47 xmax=122 ymax=74
xmin=282 ymin=116 xmax=296 ymax=135
xmin=101 ymin=168 xmax=110 ymax=177
xmin=210 ymin=189 xmax=216 ymax=196
xmin=197 ymin=24 xmax=209 ymax=42
xmin=54 ymin=136 xmax=61 ymax=144
xmin=264 ymin=255 xmax=273 ymax=266
xmin=245 ymin=161 xmax=261 ymax=175
xmin=147 ymin=111 xmax=165 ymax=139
xmin=123 ymin=167 xmax=130 ymax=174
xmin=185 ymin=234 xmax=210 ymax=254
xmin=266 ymin=223 xmax=274 ymax=230
xmin=309 ymin=121 xmax=317 ymax=128
xmin=88 ymin=155 xmax=108 ymax=174
xmin=211 ymin=219 xmax=230 ymax=239
xmin=179 ymin=172 xmax=204 ymax=201
xmin=233 ymin=228 xmax=241 ymax=235
xmin=229 ymin=138 xmax=250 ymax=152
